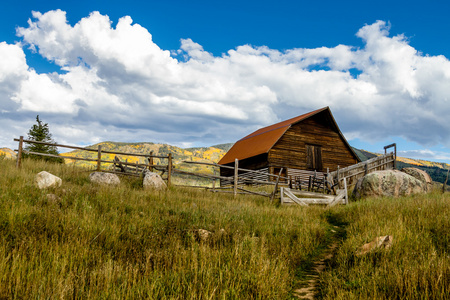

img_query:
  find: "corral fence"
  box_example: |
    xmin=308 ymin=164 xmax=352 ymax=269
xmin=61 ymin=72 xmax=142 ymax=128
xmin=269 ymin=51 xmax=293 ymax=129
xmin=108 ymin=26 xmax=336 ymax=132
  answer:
xmin=173 ymin=159 xmax=287 ymax=199
xmin=14 ymin=136 xmax=173 ymax=185
xmin=329 ymin=143 xmax=396 ymax=188
xmin=13 ymin=137 xmax=397 ymax=202
xmin=13 ymin=137 xmax=285 ymax=198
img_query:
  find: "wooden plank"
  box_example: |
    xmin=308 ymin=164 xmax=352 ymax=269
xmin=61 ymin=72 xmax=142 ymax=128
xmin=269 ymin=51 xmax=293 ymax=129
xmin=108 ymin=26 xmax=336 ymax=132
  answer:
xmin=173 ymin=169 xmax=233 ymax=181
xmin=282 ymin=198 xmax=332 ymax=205
xmin=13 ymin=138 xmax=162 ymax=158
xmin=14 ymin=138 xmax=99 ymax=152
xmin=21 ymin=150 xmax=105 ymax=163
xmin=283 ymin=188 xmax=308 ymax=206
xmin=188 ymin=160 xmax=288 ymax=180
xmin=237 ymin=187 xmax=270 ymax=197
xmin=114 ymin=156 xmax=128 ymax=173
xmin=328 ymin=190 xmax=345 ymax=207
xmin=101 ymin=170 xmax=141 ymax=177
xmin=289 ymin=189 xmax=334 ymax=200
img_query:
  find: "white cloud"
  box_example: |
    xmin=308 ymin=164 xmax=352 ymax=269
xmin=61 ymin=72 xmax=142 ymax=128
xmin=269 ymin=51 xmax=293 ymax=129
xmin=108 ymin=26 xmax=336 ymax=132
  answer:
xmin=0 ymin=12 xmax=450 ymax=155
xmin=398 ymin=149 xmax=450 ymax=163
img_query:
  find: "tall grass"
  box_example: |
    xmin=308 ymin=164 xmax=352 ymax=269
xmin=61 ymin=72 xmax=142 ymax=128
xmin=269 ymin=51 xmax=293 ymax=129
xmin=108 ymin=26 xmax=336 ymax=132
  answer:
xmin=319 ymin=191 xmax=450 ymax=299
xmin=0 ymin=158 xmax=329 ymax=299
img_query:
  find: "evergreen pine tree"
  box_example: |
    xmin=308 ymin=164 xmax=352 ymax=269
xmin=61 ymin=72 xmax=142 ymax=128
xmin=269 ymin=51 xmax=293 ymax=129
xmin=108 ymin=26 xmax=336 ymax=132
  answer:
xmin=24 ymin=115 xmax=63 ymax=163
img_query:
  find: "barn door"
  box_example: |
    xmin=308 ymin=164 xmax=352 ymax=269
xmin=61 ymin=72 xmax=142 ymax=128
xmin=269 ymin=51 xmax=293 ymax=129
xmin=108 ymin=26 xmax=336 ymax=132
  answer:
xmin=306 ymin=144 xmax=323 ymax=171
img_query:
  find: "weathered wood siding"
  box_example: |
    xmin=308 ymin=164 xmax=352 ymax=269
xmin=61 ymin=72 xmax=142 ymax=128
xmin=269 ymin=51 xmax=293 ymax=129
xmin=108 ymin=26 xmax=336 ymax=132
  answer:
xmin=268 ymin=115 xmax=357 ymax=172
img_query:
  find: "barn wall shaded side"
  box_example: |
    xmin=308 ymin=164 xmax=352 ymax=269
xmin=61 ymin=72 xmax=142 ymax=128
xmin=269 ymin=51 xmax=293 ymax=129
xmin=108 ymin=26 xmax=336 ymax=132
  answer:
xmin=268 ymin=114 xmax=358 ymax=172
xmin=220 ymin=153 xmax=269 ymax=177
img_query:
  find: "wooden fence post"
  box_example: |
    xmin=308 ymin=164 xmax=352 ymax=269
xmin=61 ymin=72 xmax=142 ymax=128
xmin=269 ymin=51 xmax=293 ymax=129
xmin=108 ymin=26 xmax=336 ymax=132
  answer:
xmin=167 ymin=153 xmax=172 ymax=187
xmin=16 ymin=136 xmax=23 ymax=168
xmin=149 ymin=151 xmax=154 ymax=172
xmin=393 ymin=144 xmax=397 ymax=169
xmin=212 ymin=168 xmax=216 ymax=192
xmin=344 ymin=178 xmax=348 ymax=205
xmin=337 ymin=165 xmax=340 ymax=189
xmin=271 ymin=168 xmax=283 ymax=201
xmin=97 ymin=145 xmax=102 ymax=171
xmin=234 ymin=159 xmax=239 ymax=198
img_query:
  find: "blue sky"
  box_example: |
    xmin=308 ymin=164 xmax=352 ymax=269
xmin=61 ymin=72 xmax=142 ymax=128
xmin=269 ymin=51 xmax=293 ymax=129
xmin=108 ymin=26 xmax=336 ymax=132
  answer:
xmin=1 ymin=0 xmax=450 ymax=163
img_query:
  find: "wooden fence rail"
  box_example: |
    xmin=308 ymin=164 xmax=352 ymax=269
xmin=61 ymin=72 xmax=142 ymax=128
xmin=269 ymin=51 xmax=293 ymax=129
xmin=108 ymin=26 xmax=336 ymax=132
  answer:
xmin=329 ymin=152 xmax=395 ymax=187
xmin=14 ymin=136 xmax=173 ymax=185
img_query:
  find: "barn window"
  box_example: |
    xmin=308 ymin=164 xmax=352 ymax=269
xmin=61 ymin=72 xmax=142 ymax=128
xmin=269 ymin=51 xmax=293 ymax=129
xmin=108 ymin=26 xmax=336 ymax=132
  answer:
xmin=306 ymin=144 xmax=323 ymax=171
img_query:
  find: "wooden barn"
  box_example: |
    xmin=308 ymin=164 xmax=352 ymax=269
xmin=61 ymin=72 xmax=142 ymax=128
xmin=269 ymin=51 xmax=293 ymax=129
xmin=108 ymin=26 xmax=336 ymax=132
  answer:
xmin=218 ymin=107 xmax=360 ymax=185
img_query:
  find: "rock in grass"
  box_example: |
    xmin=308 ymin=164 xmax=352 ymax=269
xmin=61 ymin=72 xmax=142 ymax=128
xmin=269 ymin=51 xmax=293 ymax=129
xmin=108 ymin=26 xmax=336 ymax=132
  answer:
xmin=401 ymin=167 xmax=432 ymax=192
xmin=89 ymin=172 xmax=120 ymax=186
xmin=353 ymin=170 xmax=426 ymax=198
xmin=46 ymin=193 xmax=61 ymax=203
xmin=36 ymin=171 xmax=62 ymax=189
xmin=357 ymin=235 xmax=394 ymax=256
xmin=196 ymin=229 xmax=212 ymax=242
xmin=143 ymin=169 xmax=166 ymax=190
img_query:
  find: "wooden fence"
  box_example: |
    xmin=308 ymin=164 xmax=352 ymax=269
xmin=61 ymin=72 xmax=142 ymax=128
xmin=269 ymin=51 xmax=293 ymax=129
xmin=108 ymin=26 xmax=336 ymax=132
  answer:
xmin=14 ymin=137 xmax=284 ymax=198
xmin=13 ymin=137 xmax=396 ymax=203
xmin=14 ymin=136 xmax=173 ymax=185
xmin=329 ymin=152 xmax=395 ymax=187
xmin=173 ymin=159 xmax=287 ymax=199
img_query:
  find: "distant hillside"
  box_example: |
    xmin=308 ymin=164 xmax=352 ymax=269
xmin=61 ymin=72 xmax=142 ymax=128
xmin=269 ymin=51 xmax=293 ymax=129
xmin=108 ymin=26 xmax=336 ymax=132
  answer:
xmin=0 ymin=148 xmax=16 ymax=159
xmin=210 ymin=143 xmax=234 ymax=152
xmin=60 ymin=142 xmax=227 ymax=177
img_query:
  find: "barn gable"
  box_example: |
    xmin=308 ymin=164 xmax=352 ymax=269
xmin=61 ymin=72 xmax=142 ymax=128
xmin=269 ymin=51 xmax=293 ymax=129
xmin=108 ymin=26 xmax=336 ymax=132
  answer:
xmin=218 ymin=107 xmax=359 ymax=175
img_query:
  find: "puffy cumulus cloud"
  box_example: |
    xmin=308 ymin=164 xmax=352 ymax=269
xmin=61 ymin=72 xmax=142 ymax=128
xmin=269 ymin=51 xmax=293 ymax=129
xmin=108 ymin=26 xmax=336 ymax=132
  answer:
xmin=0 ymin=42 xmax=28 ymax=113
xmin=1 ymin=12 xmax=450 ymax=151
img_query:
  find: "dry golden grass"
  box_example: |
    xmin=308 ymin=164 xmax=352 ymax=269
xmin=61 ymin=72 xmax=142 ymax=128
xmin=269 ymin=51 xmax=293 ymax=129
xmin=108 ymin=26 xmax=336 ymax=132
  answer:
xmin=2 ymin=156 xmax=449 ymax=299
xmin=319 ymin=192 xmax=450 ymax=299
xmin=0 ymin=157 xmax=328 ymax=299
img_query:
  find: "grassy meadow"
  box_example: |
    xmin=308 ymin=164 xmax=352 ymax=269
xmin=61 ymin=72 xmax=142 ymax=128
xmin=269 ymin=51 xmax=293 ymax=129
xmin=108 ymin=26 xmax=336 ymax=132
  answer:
xmin=319 ymin=192 xmax=450 ymax=299
xmin=0 ymin=156 xmax=449 ymax=299
xmin=0 ymin=157 xmax=328 ymax=299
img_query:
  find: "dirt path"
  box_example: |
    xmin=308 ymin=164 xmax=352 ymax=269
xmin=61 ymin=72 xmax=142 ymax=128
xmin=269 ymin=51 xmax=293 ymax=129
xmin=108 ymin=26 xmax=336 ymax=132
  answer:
xmin=293 ymin=227 xmax=340 ymax=299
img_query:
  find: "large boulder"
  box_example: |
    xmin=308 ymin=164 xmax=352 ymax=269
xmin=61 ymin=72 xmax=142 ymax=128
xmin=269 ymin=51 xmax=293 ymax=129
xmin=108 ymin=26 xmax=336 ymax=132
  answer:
xmin=353 ymin=170 xmax=426 ymax=198
xmin=89 ymin=172 xmax=121 ymax=186
xmin=401 ymin=167 xmax=432 ymax=191
xmin=36 ymin=171 xmax=62 ymax=189
xmin=143 ymin=169 xmax=166 ymax=190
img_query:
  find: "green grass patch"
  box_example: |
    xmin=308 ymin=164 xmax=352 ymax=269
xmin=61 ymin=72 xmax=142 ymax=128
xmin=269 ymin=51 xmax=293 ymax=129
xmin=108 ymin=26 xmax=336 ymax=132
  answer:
xmin=0 ymin=158 xmax=329 ymax=299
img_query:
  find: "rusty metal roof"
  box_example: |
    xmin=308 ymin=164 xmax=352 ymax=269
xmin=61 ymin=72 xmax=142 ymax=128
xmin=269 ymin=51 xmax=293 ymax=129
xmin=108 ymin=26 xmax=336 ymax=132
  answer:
xmin=219 ymin=107 xmax=330 ymax=165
